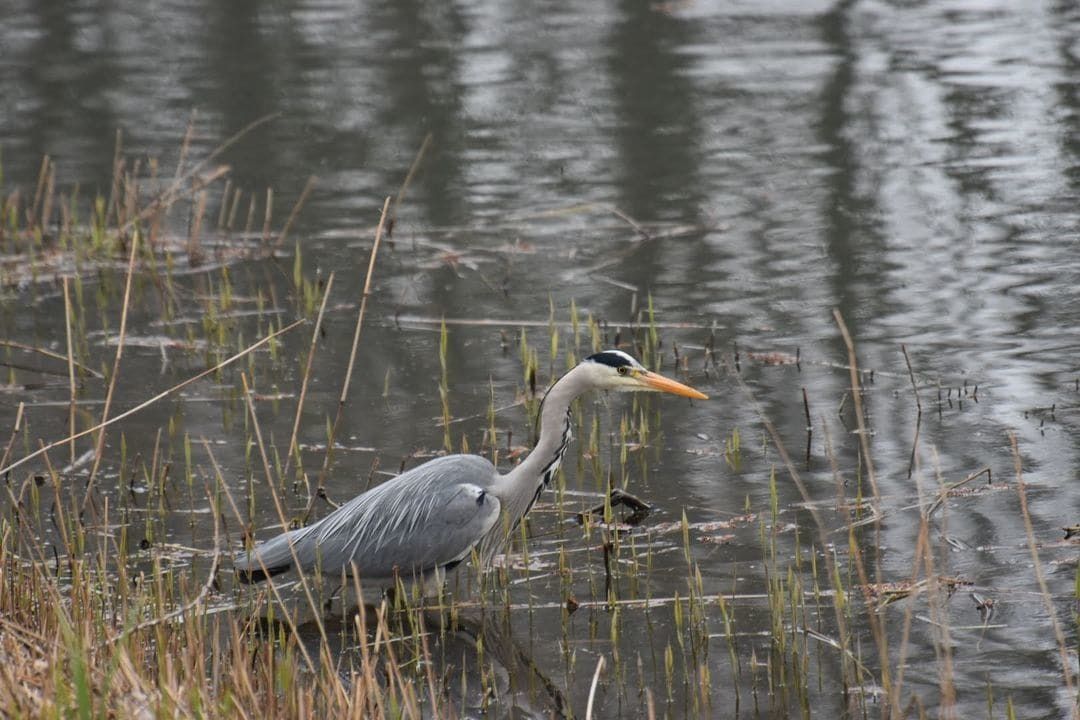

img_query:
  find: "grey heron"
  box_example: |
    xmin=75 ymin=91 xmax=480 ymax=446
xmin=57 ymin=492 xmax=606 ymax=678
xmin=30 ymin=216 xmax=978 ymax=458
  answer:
xmin=233 ymin=349 xmax=707 ymax=598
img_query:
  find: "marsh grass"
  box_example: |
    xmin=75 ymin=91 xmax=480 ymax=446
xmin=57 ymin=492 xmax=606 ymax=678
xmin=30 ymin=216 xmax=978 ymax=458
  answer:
xmin=2 ymin=140 xmax=1077 ymax=719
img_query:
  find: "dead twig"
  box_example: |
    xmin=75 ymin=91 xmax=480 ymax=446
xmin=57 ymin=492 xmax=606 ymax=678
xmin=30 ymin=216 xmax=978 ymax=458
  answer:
xmin=83 ymin=230 xmax=140 ymax=514
xmin=0 ymin=340 xmax=103 ymax=380
xmin=273 ymin=175 xmax=317 ymax=251
xmin=307 ymin=197 xmax=389 ymax=522
xmin=389 ymin=133 xmax=433 ymax=234
xmin=283 ymin=272 xmax=335 ymax=485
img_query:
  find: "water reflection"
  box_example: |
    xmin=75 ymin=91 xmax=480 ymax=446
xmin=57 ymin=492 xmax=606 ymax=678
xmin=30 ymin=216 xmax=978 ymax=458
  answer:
xmin=17 ymin=0 xmax=121 ymax=175
xmin=369 ymin=0 xmax=469 ymax=227
xmin=607 ymin=0 xmax=704 ymax=221
xmin=201 ymin=0 xmax=287 ymax=188
xmin=3 ymin=0 xmax=1080 ymax=716
xmin=290 ymin=608 xmax=567 ymax=719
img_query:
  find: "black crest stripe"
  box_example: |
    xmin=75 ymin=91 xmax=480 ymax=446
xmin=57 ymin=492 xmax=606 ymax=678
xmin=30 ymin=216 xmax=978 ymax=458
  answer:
xmin=585 ymin=351 xmax=633 ymax=368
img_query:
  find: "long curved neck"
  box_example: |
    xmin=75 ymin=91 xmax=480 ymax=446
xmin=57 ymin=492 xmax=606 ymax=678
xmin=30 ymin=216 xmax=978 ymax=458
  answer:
xmin=497 ymin=364 xmax=590 ymax=522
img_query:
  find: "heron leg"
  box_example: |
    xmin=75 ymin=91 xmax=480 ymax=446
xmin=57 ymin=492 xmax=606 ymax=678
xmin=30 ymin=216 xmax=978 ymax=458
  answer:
xmin=321 ymin=582 xmax=345 ymax=617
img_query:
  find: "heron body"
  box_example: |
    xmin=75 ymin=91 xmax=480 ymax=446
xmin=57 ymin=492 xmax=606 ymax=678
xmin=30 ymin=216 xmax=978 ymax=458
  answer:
xmin=233 ymin=350 xmax=706 ymax=598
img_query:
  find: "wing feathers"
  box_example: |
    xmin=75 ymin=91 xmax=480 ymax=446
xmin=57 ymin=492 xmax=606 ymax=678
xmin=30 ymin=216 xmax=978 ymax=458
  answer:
xmin=234 ymin=455 xmax=501 ymax=584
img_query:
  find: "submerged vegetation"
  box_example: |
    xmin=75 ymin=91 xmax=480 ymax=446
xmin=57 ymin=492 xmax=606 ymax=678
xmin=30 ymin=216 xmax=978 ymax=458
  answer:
xmin=0 ymin=136 xmax=1078 ymax=720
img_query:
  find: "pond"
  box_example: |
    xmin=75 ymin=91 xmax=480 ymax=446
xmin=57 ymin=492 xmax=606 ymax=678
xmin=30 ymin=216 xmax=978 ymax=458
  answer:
xmin=2 ymin=0 xmax=1080 ymax=717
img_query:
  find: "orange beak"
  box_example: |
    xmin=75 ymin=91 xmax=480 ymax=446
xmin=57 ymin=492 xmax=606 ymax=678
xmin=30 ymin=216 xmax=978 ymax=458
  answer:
xmin=638 ymin=370 xmax=709 ymax=400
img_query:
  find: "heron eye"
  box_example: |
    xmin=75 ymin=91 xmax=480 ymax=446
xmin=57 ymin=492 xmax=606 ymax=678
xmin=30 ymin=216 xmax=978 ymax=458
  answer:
xmin=617 ymin=366 xmax=629 ymax=376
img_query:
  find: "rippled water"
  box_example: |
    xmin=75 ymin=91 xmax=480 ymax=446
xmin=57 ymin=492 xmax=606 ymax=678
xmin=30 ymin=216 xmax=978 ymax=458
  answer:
xmin=4 ymin=0 xmax=1080 ymax=717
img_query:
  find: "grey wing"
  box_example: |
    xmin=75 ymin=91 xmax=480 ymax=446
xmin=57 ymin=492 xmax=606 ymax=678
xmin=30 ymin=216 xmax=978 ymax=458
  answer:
xmin=238 ymin=455 xmax=501 ymax=583
xmin=233 ymin=523 xmax=319 ymax=583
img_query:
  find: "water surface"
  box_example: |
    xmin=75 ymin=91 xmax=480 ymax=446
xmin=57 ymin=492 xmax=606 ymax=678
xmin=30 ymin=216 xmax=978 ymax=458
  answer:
xmin=3 ymin=0 xmax=1080 ymax=717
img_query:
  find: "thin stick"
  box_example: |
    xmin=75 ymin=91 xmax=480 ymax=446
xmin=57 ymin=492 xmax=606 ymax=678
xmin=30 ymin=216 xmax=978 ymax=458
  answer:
xmin=29 ymin=155 xmax=50 ymax=228
xmin=922 ymin=466 xmax=992 ymax=519
xmin=260 ymin=188 xmax=274 ymax=245
xmin=0 ymin=403 xmax=25 ymax=473
xmin=105 ymin=131 xmax=123 ymax=226
xmin=273 ymin=175 xmax=317 ymax=251
xmin=1010 ymin=431 xmax=1077 ymax=708
xmin=585 ymin=655 xmax=605 ymax=720
xmin=889 ymin=458 xmax=931 ymax=718
xmin=506 ymin=201 xmax=650 ymax=240
xmin=63 ymin=278 xmax=77 ymax=467
xmin=308 ymin=197 xmax=390 ymax=520
xmin=0 ymin=340 xmax=102 ymax=379
xmin=391 ymin=314 xmax=714 ymax=330
xmin=922 ymin=448 xmax=957 ymax=716
xmin=283 ymin=272 xmax=335 ymax=483
xmin=83 ymin=230 xmax=140 ymax=512
xmin=802 ymin=386 xmax=812 ymax=465
xmin=901 ymin=344 xmax=922 ymax=415
xmin=0 ymin=319 xmax=305 ymax=478
xmin=391 ymin=133 xmax=432 ymax=230
xmin=901 ymin=344 xmax=924 ymax=479
xmin=174 ymin=111 xmax=196 ymax=185
xmin=833 ymin=309 xmax=879 ymax=504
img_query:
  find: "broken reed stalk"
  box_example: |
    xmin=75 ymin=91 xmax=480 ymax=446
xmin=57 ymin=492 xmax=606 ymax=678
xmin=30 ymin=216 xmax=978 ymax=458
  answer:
xmin=307 ymin=196 xmax=390 ymax=521
xmin=1009 ymin=431 xmax=1078 ymax=710
xmin=901 ymin=344 xmax=921 ymax=415
xmin=505 ymin=201 xmax=650 ymax=240
xmin=888 ymin=468 xmax=931 ymax=719
xmin=829 ymin=456 xmax=893 ymax=700
xmin=902 ymin=344 xmax=922 ymax=479
xmin=29 ymin=155 xmax=50 ymax=228
xmin=0 ymin=319 xmax=306 ymax=479
xmin=597 ymin=203 xmax=650 ymax=240
xmin=106 ymin=130 xmax=123 ymax=226
xmin=832 ymin=310 xmax=892 ymax=689
xmin=390 ymin=133 xmax=432 ymax=230
xmin=175 ymin=111 xmax=196 ymax=184
xmin=283 ymin=271 xmax=335 ymax=483
xmin=832 ymin=309 xmax=880 ymax=505
xmin=923 ymin=450 xmax=957 ymax=717
xmin=0 ymin=340 xmax=101 ymax=379
xmin=261 ymin=188 xmax=273 ymax=244
xmin=890 ymin=451 xmax=956 ymax=718
xmin=391 ymin=314 xmax=713 ymax=330
xmin=63 ymin=278 xmax=77 ymax=467
xmin=922 ymin=466 xmax=992 ymax=519
xmin=802 ymin=386 xmax=812 ymax=465
xmin=0 ymin=404 xmax=25 ymax=472
xmin=273 ymin=175 xmax=317 ymax=251
xmin=82 ymin=230 xmax=140 ymax=514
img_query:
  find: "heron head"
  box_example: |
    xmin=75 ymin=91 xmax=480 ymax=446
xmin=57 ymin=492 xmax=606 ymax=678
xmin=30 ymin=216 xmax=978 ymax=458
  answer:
xmin=583 ymin=350 xmax=708 ymax=399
